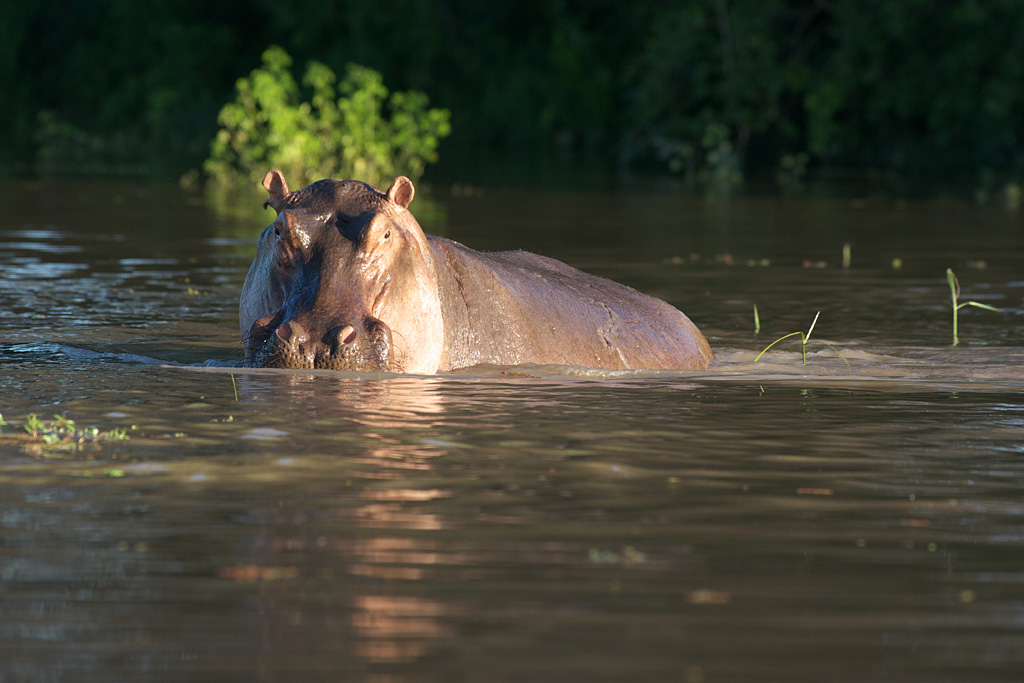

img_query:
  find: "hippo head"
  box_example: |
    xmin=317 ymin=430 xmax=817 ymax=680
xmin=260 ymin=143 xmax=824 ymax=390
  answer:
xmin=240 ymin=170 xmax=443 ymax=372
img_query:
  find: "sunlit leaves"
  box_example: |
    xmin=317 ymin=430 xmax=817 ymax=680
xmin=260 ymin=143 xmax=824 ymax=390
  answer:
xmin=205 ymin=46 xmax=451 ymax=190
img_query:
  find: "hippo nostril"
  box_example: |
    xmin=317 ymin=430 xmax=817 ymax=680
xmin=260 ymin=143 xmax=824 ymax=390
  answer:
xmin=329 ymin=325 xmax=358 ymax=353
xmin=255 ymin=314 xmax=277 ymax=329
xmin=275 ymin=320 xmax=307 ymax=344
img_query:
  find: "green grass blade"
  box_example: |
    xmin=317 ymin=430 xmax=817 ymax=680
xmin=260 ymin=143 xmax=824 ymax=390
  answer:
xmin=805 ymin=310 xmax=821 ymax=343
xmin=808 ymin=340 xmax=852 ymax=371
xmin=946 ymin=268 xmax=960 ymax=302
xmin=754 ymin=331 xmax=804 ymax=362
xmin=964 ymin=301 xmax=1000 ymax=312
xmin=948 ymin=268 xmax=960 ymax=345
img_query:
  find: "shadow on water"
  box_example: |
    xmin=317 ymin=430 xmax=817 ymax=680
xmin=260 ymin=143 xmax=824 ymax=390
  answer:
xmin=1 ymin=178 xmax=1023 ymax=681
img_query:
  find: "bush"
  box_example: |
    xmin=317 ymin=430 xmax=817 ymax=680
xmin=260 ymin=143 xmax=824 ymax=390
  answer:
xmin=628 ymin=1 xmax=1024 ymax=183
xmin=204 ymin=46 xmax=451 ymax=190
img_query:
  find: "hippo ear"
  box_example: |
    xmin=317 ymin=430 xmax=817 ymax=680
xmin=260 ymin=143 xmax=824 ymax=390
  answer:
xmin=386 ymin=176 xmax=415 ymax=211
xmin=262 ymin=169 xmax=290 ymax=212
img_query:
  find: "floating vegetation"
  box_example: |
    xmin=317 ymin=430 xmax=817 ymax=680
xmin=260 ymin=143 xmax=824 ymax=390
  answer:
xmin=0 ymin=412 xmax=133 ymax=455
xmin=588 ymin=546 xmax=648 ymax=566
xmin=754 ymin=311 xmax=849 ymax=367
xmin=947 ymin=268 xmax=1000 ymax=346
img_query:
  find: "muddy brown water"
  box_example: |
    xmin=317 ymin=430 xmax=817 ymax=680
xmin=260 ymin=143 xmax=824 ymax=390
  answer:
xmin=2 ymin=178 xmax=1023 ymax=682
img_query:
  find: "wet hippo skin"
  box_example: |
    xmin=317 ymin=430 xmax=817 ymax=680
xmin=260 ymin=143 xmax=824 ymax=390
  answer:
xmin=240 ymin=170 xmax=714 ymax=373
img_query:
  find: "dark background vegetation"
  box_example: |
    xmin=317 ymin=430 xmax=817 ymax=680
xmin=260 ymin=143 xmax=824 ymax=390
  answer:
xmin=4 ymin=0 xmax=1024 ymax=185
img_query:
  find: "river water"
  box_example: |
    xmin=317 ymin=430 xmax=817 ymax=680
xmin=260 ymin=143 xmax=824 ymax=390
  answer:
xmin=2 ymin=177 xmax=1023 ymax=682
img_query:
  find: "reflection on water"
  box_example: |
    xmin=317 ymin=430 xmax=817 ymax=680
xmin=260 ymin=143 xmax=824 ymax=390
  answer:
xmin=1 ymin=178 xmax=1023 ymax=681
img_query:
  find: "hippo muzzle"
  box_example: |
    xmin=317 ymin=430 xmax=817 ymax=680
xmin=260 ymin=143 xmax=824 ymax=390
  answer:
xmin=244 ymin=312 xmax=392 ymax=371
xmin=239 ymin=171 xmax=421 ymax=372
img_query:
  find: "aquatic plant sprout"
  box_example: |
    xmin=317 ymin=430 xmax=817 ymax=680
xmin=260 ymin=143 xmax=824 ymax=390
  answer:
xmin=947 ymin=268 xmax=999 ymax=346
xmin=754 ymin=311 xmax=849 ymax=367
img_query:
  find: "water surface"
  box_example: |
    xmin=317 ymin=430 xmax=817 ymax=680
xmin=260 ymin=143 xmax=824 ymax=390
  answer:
xmin=2 ymin=178 xmax=1023 ymax=682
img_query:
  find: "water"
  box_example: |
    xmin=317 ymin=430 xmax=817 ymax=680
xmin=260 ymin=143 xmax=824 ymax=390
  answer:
xmin=2 ymin=178 xmax=1023 ymax=682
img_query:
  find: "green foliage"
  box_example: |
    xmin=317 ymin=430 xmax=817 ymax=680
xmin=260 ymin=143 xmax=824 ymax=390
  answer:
xmin=34 ymin=112 xmax=105 ymax=168
xmin=6 ymin=2 xmax=1024 ymax=182
xmin=23 ymin=413 xmax=44 ymax=440
xmin=6 ymin=413 xmax=133 ymax=452
xmin=204 ymin=46 xmax=451 ymax=190
xmin=803 ymin=1 xmax=1024 ymax=173
xmin=754 ymin=311 xmax=849 ymax=367
xmin=33 ymin=110 xmax=145 ymax=174
xmin=631 ymin=0 xmax=789 ymax=184
xmin=629 ymin=0 xmax=1024 ymax=183
xmin=946 ymin=269 xmax=1000 ymax=346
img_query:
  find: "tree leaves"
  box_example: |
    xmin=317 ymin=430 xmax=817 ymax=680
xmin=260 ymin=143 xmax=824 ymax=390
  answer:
xmin=204 ymin=46 xmax=451 ymax=190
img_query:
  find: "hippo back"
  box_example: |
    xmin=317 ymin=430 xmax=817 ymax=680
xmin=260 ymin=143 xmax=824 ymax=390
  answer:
xmin=428 ymin=237 xmax=713 ymax=371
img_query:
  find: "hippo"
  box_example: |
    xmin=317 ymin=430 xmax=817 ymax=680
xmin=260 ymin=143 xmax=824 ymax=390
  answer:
xmin=240 ymin=170 xmax=714 ymax=373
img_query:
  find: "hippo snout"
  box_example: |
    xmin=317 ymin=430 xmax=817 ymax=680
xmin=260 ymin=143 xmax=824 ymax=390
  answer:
xmin=244 ymin=313 xmax=391 ymax=371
